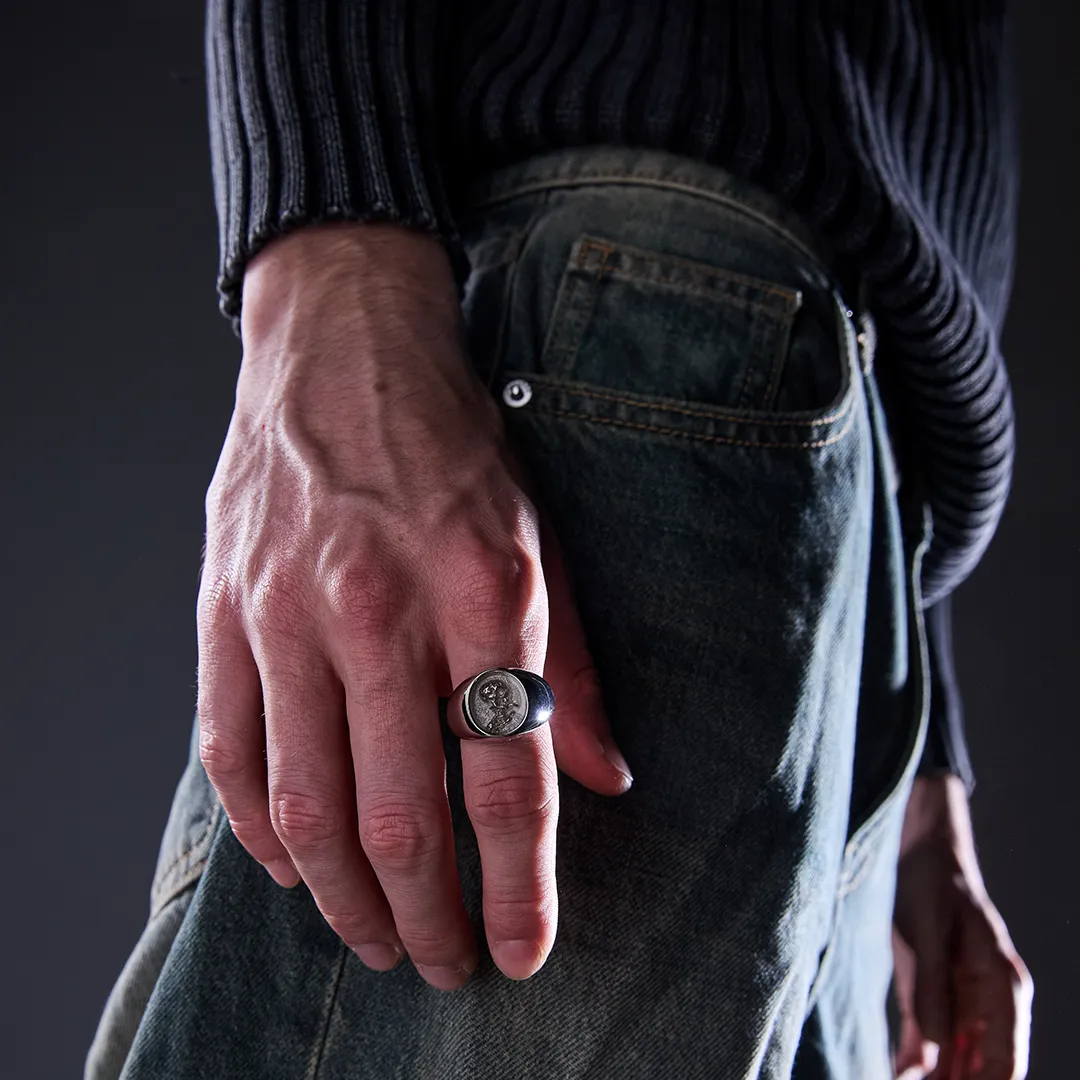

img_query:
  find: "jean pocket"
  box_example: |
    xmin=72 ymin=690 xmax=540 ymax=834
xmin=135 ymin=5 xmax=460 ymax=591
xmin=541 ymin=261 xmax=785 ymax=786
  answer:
xmin=542 ymin=234 xmax=811 ymax=411
xmin=496 ymin=221 xmax=859 ymax=451
xmin=148 ymin=712 xmax=222 ymax=920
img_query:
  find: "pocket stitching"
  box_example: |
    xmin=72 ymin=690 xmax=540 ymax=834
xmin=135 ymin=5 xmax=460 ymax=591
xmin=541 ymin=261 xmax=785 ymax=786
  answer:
xmin=524 ymin=399 xmax=857 ymax=450
xmin=150 ymin=794 xmax=222 ymax=919
xmin=574 ymin=235 xmax=803 ymax=314
xmin=543 ymin=269 xmax=600 ymax=381
xmin=514 ymin=373 xmax=854 ymax=428
xmin=537 ymin=235 xmax=843 ymax=430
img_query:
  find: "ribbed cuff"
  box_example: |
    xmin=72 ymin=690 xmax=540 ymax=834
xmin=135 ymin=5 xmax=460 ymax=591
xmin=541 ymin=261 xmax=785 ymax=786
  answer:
xmin=918 ymin=595 xmax=976 ymax=797
xmin=205 ymin=0 xmax=471 ymax=337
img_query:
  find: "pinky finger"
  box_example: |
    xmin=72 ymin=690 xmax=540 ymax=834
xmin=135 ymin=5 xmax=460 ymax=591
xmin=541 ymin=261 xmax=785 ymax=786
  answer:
xmin=197 ymin=623 xmax=300 ymax=888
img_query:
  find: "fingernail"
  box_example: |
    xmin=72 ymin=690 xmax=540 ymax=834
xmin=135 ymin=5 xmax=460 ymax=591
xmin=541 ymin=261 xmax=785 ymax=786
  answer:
xmin=352 ymin=942 xmax=404 ymax=972
xmin=491 ymin=939 xmax=546 ymax=980
xmin=599 ymin=735 xmax=633 ymax=786
xmin=416 ymin=962 xmax=475 ymax=991
xmin=265 ymin=858 xmax=300 ymax=888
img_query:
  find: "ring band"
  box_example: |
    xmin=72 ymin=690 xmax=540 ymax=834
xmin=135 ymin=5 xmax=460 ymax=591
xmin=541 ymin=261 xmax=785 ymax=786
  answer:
xmin=444 ymin=668 xmax=554 ymax=740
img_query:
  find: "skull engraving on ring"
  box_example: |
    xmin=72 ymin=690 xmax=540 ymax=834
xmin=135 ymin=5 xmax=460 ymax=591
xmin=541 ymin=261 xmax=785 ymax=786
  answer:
xmin=468 ymin=671 xmax=528 ymax=736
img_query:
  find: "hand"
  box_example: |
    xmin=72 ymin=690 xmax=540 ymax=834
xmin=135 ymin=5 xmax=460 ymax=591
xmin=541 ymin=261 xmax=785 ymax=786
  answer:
xmin=892 ymin=775 xmax=1033 ymax=1078
xmin=196 ymin=222 xmax=633 ymax=992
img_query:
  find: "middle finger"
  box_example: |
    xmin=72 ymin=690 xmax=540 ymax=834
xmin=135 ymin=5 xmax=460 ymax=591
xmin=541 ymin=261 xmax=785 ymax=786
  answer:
xmin=344 ymin=638 xmax=480 ymax=991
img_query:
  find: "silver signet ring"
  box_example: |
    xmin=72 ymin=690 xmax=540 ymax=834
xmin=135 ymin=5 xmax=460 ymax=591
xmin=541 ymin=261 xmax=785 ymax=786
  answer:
xmin=445 ymin=668 xmax=555 ymax=740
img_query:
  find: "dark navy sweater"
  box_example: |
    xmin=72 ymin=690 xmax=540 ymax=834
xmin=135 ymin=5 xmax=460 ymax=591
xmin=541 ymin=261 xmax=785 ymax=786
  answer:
xmin=206 ymin=0 xmax=1020 ymax=794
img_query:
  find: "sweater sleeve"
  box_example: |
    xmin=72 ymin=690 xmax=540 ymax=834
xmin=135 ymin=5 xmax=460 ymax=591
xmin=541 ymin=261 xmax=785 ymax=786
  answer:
xmin=204 ymin=0 xmax=472 ymax=337
xmin=918 ymin=596 xmax=976 ymax=797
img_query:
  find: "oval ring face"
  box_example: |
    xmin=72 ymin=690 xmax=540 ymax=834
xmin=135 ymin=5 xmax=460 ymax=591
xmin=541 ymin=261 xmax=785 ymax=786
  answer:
xmin=466 ymin=670 xmax=529 ymax=736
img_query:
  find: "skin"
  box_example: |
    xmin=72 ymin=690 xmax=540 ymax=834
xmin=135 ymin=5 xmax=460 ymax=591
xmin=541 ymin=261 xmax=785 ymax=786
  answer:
xmin=198 ymin=221 xmax=1034 ymax=1068
xmin=892 ymin=776 xmax=1034 ymax=1078
xmin=198 ymin=221 xmax=633 ymax=992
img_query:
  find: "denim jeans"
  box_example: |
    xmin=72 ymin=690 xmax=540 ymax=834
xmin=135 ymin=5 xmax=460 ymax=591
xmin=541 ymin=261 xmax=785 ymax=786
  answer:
xmin=87 ymin=145 xmax=932 ymax=1079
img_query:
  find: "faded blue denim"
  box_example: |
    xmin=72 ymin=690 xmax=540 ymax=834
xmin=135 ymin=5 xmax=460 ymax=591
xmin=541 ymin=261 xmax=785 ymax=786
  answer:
xmin=87 ymin=145 xmax=932 ymax=1079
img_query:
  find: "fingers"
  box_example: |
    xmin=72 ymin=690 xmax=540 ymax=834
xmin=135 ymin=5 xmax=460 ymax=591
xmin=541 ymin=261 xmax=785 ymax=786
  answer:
xmin=196 ymin=581 xmax=300 ymax=888
xmin=910 ymin=888 xmax=1033 ymax=1080
xmin=258 ymin=640 xmax=408 ymax=972
xmin=437 ymin=540 xmax=561 ymax=982
xmin=461 ymin=702 xmax=559 ymax=981
xmin=536 ymin=503 xmax=633 ymax=796
xmin=323 ymin=567 xmax=479 ymax=990
xmin=949 ymin=895 xmax=1033 ymax=1079
xmin=915 ymin=944 xmax=953 ymax=1054
xmin=893 ymin=927 xmax=940 ymax=1078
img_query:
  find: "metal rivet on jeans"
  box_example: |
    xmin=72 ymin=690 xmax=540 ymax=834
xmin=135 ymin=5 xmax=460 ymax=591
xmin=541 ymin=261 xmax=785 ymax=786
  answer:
xmin=502 ymin=378 xmax=533 ymax=408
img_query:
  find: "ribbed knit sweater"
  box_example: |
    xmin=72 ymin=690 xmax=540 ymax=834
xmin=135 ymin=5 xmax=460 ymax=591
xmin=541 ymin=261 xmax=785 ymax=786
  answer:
xmin=206 ymin=0 xmax=1019 ymax=793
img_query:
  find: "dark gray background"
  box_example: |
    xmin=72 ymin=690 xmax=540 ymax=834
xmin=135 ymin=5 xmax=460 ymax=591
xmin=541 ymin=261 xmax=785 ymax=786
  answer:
xmin=3 ymin=3 xmax=1075 ymax=1077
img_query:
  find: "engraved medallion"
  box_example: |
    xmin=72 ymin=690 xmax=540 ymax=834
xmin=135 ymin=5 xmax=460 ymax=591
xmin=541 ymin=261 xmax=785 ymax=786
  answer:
xmin=466 ymin=670 xmax=529 ymax=736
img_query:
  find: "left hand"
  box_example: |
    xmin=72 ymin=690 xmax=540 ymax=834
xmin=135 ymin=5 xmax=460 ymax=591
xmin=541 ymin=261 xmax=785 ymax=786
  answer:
xmin=891 ymin=775 xmax=1033 ymax=1079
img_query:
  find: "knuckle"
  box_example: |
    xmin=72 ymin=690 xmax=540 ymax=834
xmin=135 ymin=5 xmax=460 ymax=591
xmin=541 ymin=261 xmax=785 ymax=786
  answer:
xmin=358 ymin=803 xmax=442 ymax=865
xmin=226 ymin=813 xmax=276 ymax=855
xmin=199 ymin=727 xmax=251 ymax=785
xmin=269 ymin=789 xmax=346 ymax=847
xmin=1011 ymin=959 xmax=1035 ymax=1002
xmin=196 ymin=571 xmax=243 ymax=629
xmin=485 ymin=892 xmax=551 ymax=935
xmin=450 ymin=545 xmax=538 ymax=631
xmin=324 ymin=563 xmax=408 ymax=632
xmin=466 ymin=773 xmax=557 ymax=831
xmin=318 ymin=906 xmax=382 ymax=947
xmin=568 ymin=662 xmax=605 ymax=710
xmin=250 ymin=564 xmax=311 ymax=634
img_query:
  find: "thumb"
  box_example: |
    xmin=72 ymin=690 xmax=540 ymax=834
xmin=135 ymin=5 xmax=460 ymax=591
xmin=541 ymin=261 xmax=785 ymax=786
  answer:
xmin=536 ymin=501 xmax=633 ymax=796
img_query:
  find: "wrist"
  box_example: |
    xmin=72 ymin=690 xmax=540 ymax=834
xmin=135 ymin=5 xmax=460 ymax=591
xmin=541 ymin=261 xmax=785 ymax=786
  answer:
xmin=899 ymin=774 xmax=966 ymax=858
xmin=898 ymin=773 xmax=991 ymax=899
xmin=232 ymin=221 xmax=501 ymax=447
xmin=240 ymin=220 xmax=460 ymax=349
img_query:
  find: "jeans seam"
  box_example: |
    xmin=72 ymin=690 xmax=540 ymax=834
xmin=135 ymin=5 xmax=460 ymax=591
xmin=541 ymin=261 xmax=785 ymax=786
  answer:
xmin=149 ymin=795 xmax=222 ymax=920
xmin=309 ymin=942 xmax=350 ymax=1080
xmin=807 ymin=504 xmax=932 ymax=1018
xmin=840 ymin=509 xmax=932 ymax=886
xmin=521 ymin=400 xmax=858 ymax=450
xmin=483 ymin=195 xmax=553 ymax=391
xmin=574 ymin=235 xmax=804 ymax=313
xmin=512 ymin=376 xmax=853 ymax=428
xmin=458 ymin=170 xmax=833 ymax=282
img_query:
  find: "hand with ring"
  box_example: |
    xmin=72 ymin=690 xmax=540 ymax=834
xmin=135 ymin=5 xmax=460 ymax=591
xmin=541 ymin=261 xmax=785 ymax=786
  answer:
xmin=195 ymin=224 xmax=634 ymax=993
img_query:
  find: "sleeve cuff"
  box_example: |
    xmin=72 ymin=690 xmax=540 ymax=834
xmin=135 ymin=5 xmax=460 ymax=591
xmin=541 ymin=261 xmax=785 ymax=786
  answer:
xmin=918 ymin=595 xmax=977 ymax=797
xmin=205 ymin=0 xmax=471 ymax=337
